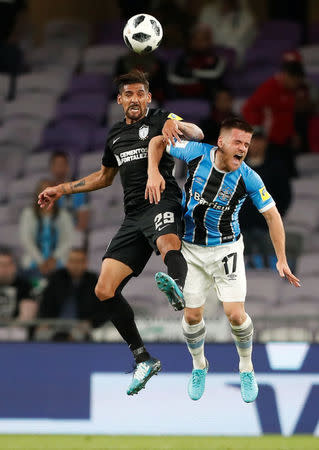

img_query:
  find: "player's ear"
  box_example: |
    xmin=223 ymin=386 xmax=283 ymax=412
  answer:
xmin=117 ymin=94 xmax=122 ymax=105
xmin=217 ymin=134 xmax=223 ymax=148
xmin=147 ymin=92 xmax=152 ymax=104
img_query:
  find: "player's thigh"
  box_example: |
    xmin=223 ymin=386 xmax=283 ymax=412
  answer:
xmin=182 ymin=241 xmax=211 ymax=308
xmin=142 ymin=200 xmax=183 ymax=254
xmin=95 ymin=258 xmax=133 ymax=300
xmin=212 ymin=236 xmax=247 ymax=303
xmin=104 ymin=214 xmax=153 ymax=277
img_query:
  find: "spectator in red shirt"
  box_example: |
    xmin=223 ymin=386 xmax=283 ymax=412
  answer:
xmin=242 ymin=61 xmax=305 ymax=176
xmin=168 ymin=24 xmax=227 ymax=100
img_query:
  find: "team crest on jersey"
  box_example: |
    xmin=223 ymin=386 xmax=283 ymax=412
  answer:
xmin=139 ymin=125 xmax=149 ymax=140
xmin=218 ymin=187 xmax=232 ymax=202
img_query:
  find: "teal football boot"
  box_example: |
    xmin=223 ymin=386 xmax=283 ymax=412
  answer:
xmin=240 ymin=371 xmax=259 ymax=403
xmin=188 ymin=359 xmax=209 ymax=401
xmin=127 ymin=357 xmax=161 ymax=396
xmin=155 ymin=272 xmax=185 ymax=311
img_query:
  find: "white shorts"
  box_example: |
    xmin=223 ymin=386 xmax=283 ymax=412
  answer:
xmin=182 ymin=236 xmax=246 ymax=308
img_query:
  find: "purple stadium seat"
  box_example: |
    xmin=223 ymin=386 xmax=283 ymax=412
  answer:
xmin=16 ymin=71 xmax=70 ymax=97
xmin=163 ymin=99 xmax=210 ymax=123
xmin=246 ymin=270 xmax=280 ymax=305
xmin=83 ymin=44 xmax=127 ymax=74
xmin=40 ymin=119 xmax=94 ymax=153
xmin=157 ymin=47 xmax=183 ymax=63
xmin=0 ymin=143 xmax=29 ymax=180
xmin=297 ymin=253 xmax=319 ymax=277
xmin=0 ymin=224 xmax=21 ymax=255
xmin=215 ymin=46 xmax=237 ymax=69
xmin=3 ymin=93 xmax=57 ymax=122
xmin=225 ymin=65 xmax=277 ymax=96
xmin=244 ymin=40 xmax=295 ymax=66
xmin=91 ymin=127 xmax=108 ymax=151
xmin=55 ymin=94 xmax=107 ymax=124
xmin=95 ymin=20 xmax=126 ymax=45
xmin=257 ymin=20 xmax=301 ymax=47
xmin=0 ymin=118 xmax=46 ymax=151
xmin=0 ymin=205 xmax=12 ymax=225
xmin=44 ymin=20 xmax=90 ymax=49
xmin=66 ymin=73 xmax=111 ymax=98
xmin=296 ymin=153 xmax=319 ymax=176
xmin=78 ymin=151 xmax=102 ymax=178
xmin=308 ymin=23 xmax=319 ymax=44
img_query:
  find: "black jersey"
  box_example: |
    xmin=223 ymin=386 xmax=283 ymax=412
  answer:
xmin=102 ymin=108 xmax=182 ymax=212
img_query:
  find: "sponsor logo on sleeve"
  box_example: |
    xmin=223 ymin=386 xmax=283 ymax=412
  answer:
xmin=259 ymin=186 xmax=271 ymax=201
xmin=167 ymin=113 xmax=183 ymax=121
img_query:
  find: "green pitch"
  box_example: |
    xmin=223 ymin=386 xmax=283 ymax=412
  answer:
xmin=0 ymin=435 xmax=317 ymax=450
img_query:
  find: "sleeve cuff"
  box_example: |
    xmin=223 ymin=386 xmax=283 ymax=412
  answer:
xmin=259 ymin=201 xmax=276 ymax=213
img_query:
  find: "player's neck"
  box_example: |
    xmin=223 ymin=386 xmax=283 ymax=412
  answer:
xmin=214 ymin=148 xmax=229 ymax=173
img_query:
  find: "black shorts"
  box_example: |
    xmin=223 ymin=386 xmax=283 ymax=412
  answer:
xmin=103 ymin=199 xmax=183 ymax=276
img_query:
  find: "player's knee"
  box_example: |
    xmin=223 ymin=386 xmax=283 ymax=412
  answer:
xmin=184 ymin=309 xmax=203 ymax=325
xmin=226 ymin=310 xmax=246 ymax=326
xmin=94 ymin=283 xmax=115 ymax=301
xmin=157 ymin=234 xmax=181 ymax=258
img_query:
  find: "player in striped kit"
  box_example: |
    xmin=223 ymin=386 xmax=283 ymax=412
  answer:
xmin=145 ymin=118 xmax=300 ymax=403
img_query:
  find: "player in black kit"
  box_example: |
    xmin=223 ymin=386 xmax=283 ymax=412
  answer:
xmin=38 ymin=70 xmax=204 ymax=395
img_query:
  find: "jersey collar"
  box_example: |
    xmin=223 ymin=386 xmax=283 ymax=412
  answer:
xmin=210 ymin=147 xmax=228 ymax=174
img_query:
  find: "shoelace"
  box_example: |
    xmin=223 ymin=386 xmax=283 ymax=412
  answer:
xmin=192 ymin=370 xmax=204 ymax=388
xmin=241 ymin=372 xmax=253 ymax=388
xmin=134 ymin=362 xmax=149 ymax=381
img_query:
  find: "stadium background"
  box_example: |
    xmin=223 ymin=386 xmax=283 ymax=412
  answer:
xmin=0 ymin=0 xmax=318 ymax=442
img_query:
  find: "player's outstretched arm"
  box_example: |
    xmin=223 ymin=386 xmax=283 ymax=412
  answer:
xmin=38 ymin=166 xmax=118 ymax=210
xmin=162 ymin=119 xmax=204 ymax=146
xmin=145 ymin=135 xmax=166 ymax=204
xmin=262 ymin=206 xmax=301 ymax=287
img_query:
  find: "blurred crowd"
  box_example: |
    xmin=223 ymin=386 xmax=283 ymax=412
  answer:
xmin=0 ymin=0 xmax=319 ymax=340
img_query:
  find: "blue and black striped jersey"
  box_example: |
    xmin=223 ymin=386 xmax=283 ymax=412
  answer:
xmin=167 ymin=140 xmax=275 ymax=246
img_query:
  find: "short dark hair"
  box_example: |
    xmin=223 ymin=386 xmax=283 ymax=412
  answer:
xmin=50 ymin=151 xmax=69 ymax=165
xmin=0 ymin=247 xmax=14 ymax=258
xmin=220 ymin=117 xmax=253 ymax=134
xmin=281 ymin=60 xmax=305 ymax=78
xmin=117 ymin=69 xmax=149 ymax=93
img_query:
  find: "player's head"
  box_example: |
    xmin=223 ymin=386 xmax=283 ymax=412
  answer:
xmin=117 ymin=70 xmax=152 ymax=123
xmin=66 ymin=248 xmax=88 ymax=279
xmin=189 ymin=24 xmax=213 ymax=53
xmin=0 ymin=247 xmax=17 ymax=285
xmin=50 ymin=151 xmax=70 ymax=182
xmin=280 ymin=61 xmax=305 ymax=90
xmin=214 ymin=87 xmax=233 ymax=113
xmin=216 ymin=118 xmax=253 ymax=172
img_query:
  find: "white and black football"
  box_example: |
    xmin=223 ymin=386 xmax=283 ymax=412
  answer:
xmin=123 ymin=14 xmax=163 ymax=54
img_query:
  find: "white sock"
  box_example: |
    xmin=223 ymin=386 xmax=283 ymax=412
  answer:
xmin=231 ymin=314 xmax=254 ymax=373
xmin=182 ymin=316 xmax=206 ymax=369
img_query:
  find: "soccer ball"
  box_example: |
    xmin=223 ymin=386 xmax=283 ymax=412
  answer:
xmin=123 ymin=14 xmax=163 ymax=54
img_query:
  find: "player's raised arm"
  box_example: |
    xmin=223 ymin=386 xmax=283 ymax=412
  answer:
xmin=162 ymin=120 xmax=204 ymax=146
xmin=145 ymin=136 xmax=167 ymax=204
xmin=38 ymin=166 xmax=118 ymax=210
xmin=262 ymin=206 xmax=301 ymax=287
